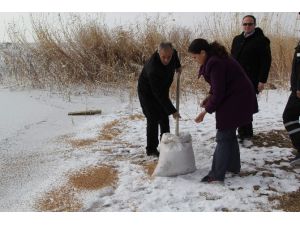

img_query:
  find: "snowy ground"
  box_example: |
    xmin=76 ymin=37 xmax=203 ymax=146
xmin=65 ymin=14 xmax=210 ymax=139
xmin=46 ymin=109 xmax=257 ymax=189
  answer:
xmin=0 ymin=85 xmax=299 ymax=212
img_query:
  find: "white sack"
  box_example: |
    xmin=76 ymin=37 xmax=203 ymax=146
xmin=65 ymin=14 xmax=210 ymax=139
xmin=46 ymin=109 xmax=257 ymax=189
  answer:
xmin=153 ymin=132 xmax=196 ymax=177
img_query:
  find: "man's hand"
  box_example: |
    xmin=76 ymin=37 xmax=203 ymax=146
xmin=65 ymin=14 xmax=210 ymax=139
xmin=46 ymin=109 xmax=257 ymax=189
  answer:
xmin=258 ymin=82 xmax=265 ymax=93
xmin=176 ymin=67 xmax=182 ymax=74
xmin=297 ymin=90 xmax=300 ymax=98
xmin=195 ymin=110 xmax=207 ymax=123
xmin=172 ymin=112 xmax=181 ymax=119
xmin=200 ymin=95 xmax=211 ymax=108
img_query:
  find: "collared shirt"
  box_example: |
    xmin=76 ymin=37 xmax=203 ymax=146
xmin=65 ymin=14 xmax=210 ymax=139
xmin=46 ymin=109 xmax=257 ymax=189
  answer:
xmin=244 ymin=30 xmax=255 ymax=38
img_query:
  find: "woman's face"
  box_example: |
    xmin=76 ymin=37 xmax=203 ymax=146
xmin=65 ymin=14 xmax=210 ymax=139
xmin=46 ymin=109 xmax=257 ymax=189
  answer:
xmin=190 ymin=50 xmax=207 ymax=65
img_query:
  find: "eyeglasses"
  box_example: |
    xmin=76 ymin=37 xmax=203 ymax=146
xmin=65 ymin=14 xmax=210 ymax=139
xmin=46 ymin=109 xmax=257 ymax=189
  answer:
xmin=243 ymin=23 xmax=254 ymax=26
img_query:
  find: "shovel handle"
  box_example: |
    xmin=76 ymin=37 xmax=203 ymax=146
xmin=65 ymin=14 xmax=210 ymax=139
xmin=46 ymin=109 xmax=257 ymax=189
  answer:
xmin=175 ymin=72 xmax=180 ymax=136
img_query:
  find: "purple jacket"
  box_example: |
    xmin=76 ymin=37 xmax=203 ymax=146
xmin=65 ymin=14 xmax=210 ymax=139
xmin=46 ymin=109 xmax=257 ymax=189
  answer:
xmin=199 ymin=56 xmax=258 ymax=130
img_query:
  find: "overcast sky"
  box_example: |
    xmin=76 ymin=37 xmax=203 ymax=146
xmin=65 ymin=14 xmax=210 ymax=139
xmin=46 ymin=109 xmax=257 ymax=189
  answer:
xmin=0 ymin=12 xmax=211 ymax=42
xmin=0 ymin=1 xmax=299 ymax=42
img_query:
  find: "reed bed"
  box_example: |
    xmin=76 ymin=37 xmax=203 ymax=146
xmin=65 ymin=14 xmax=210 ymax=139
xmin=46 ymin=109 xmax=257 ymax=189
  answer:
xmin=1 ymin=13 xmax=298 ymax=96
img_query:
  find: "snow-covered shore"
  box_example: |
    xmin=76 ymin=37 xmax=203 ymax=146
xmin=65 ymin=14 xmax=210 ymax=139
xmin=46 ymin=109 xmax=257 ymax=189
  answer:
xmin=0 ymin=85 xmax=299 ymax=212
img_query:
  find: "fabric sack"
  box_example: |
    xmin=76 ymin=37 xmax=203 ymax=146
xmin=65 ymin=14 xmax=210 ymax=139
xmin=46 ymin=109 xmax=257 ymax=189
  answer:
xmin=153 ymin=132 xmax=196 ymax=177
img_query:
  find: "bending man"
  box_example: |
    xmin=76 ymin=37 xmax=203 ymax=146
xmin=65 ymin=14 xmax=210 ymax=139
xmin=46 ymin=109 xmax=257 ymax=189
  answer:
xmin=138 ymin=42 xmax=181 ymax=157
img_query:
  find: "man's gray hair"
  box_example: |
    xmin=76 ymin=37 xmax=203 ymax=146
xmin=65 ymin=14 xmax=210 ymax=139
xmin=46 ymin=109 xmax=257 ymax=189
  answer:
xmin=158 ymin=42 xmax=173 ymax=51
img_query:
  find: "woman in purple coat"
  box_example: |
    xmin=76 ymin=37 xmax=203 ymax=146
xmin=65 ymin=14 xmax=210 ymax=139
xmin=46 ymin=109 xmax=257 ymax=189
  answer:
xmin=188 ymin=38 xmax=258 ymax=183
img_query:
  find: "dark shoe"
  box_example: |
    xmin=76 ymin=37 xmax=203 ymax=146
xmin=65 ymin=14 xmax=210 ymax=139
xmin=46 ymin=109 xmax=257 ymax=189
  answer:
xmin=239 ymin=138 xmax=254 ymax=148
xmin=292 ymin=149 xmax=298 ymax=156
xmin=201 ymin=175 xmax=224 ymax=184
xmin=290 ymin=154 xmax=300 ymax=167
xmin=227 ymin=170 xmax=240 ymax=175
xmin=146 ymin=149 xmax=160 ymax=157
xmin=237 ymin=134 xmax=253 ymax=140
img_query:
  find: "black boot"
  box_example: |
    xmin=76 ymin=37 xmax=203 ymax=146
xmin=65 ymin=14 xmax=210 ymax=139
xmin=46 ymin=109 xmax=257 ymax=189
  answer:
xmin=290 ymin=152 xmax=300 ymax=166
xmin=146 ymin=149 xmax=160 ymax=157
xmin=238 ymin=123 xmax=253 ymax=140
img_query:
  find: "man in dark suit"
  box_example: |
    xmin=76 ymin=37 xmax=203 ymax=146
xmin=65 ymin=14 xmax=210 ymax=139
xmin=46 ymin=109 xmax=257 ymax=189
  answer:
xmin=283 ymin=41 xmax=300 ymax=166
xmin=231 ymin=15 xmax=272 ymax=139
xmin=137 ymin=42 xmax=181 ymax=157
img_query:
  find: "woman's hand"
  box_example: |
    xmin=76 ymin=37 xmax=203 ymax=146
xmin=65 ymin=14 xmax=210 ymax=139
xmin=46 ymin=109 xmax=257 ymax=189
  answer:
xmin=195 ymin=110 xmax=207 ymax=123
xmin=258 ymin=82 xmax=265 ymax=93
xmin=297 ymin=90 xmax=300 ymax=99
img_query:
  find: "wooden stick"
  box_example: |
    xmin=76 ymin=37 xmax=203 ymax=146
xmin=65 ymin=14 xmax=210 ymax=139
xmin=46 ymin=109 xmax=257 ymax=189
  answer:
xmin=175 ymin=73 xmax=180 ymax=136
xmin=68 ymin=110 xmax=102 ymax=116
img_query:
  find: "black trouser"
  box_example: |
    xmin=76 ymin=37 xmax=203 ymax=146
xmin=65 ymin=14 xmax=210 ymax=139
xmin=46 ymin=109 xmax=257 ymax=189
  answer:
xmin=283 ymin=93 xmax=300 ymax=152
xmin=146 ymin=113 xmax=170 ymax=152
xmin=238 ymin=80 xmax=257 ymax=139
xmin=238 ymin=122 xmax=253 ymax=138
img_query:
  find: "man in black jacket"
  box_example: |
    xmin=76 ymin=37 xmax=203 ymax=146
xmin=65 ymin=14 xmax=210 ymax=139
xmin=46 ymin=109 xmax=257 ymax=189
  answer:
xmin=283 ymin=41 xmax=300 ymax=166
xmin=138 ymin=42 xmax=181 ymax=157
xmin=231 ymin=15 xmax=272 ymax=139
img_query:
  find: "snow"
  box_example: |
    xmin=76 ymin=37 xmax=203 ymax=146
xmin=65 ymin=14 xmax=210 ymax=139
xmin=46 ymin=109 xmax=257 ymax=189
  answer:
xmin=0 ymin=85 xmax=300 ymax=213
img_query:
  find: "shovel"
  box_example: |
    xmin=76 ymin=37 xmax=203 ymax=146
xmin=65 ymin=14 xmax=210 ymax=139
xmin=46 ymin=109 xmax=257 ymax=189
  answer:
xmin=152 ymin=70 xmax=196 ymax=177
xmin=175 ymin=72 xmax=180 ymax=136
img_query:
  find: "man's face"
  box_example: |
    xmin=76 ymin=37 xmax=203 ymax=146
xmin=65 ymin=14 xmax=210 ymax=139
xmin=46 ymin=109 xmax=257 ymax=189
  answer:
xmin=158 ymin=48 xmax=173 ymax=65
xmin=242 ymin=16 xmax=256 ymax=34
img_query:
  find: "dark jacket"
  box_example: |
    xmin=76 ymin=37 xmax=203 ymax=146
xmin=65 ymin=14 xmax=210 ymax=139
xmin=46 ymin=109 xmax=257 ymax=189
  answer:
xmin=137 ymin=49 xmax=181 ymax=118
xmin=231 ymin=27 xmax=272 ymax=93
xmin=199 ymin=56 xmax=258 ymax=130
xmin=290 ymin=41 xmax=300 ymax=94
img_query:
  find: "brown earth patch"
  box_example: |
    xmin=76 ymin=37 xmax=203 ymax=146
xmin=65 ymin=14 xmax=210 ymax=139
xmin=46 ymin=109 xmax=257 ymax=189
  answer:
xmin=142 ymin=161 xmax=158 ymax=176
xmin=62 ymin=116 xmax=142 ymax=148
xmin=269 ymin=188 xmax=300 ymax=211
xmin=277 ymin=165 xmax=295 ymax=172
xmin=261 ymin=172 xmax=275 ymax=177
xmin=263 ymin=160 xmax=295 ymax=172
xmin=98 ymin=115 xmax=142 ymax=141
xmin=68 ymin=165 xmax=118 ymax=190
xmin=36 ymin=185 xmax=82 ymax=212
xmin=252 ymin=130 xmax=293 ymax=148
xmin=98 ymin=119 xmax=122 ymax=140
xmin=100 ymin=148 xmax=113 ymax=153
xmin=264 ymin=159 xmax=290 ymax=165
xmin=131 ymin=158 xmax=157 ymax=177
xmin=239 ymin=170 xmax=258 ymax=177
xmin=127 ymin=114 xmax=144 ymax=121
xmin=69 ymin=138 xmax=98 ymax=148
xmin=122 ymin=143 xmax=142 ymax=148
xmin=36 ymin=165 xmax=118 ymax=211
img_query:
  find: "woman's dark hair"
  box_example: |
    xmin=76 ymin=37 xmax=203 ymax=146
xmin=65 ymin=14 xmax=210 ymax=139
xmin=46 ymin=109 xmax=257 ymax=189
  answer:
xmin=188 ymin=38 xmax=229 ymax=58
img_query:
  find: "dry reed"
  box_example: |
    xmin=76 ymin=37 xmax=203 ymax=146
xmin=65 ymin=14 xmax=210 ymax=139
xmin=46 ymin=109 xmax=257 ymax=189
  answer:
xmin=1 ymin=12 xmax=299 ymax=96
